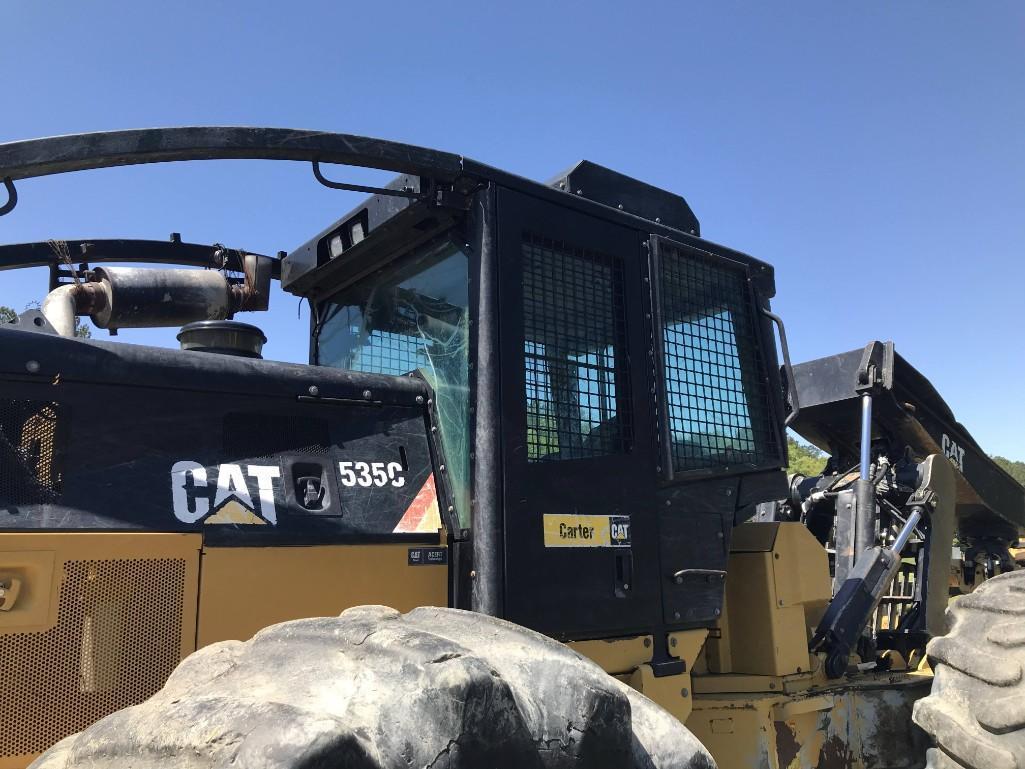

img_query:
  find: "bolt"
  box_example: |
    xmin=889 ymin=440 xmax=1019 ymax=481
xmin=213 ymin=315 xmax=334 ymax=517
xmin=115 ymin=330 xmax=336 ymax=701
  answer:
xmin=308 ymin=385 xmax=319 ymax=396
xmin=362 ymin=389 xmax=372 ymax=400
xmin=930 ymin=497 xmax=938 ymax=508
xmin=769 ymin=682 xmax=776 ymax=690
xmin=416 ymin=395 xmax=424 ymax=404
xmin=713 ymin=608 xmax=721 ymax=617
xmin=470 ymin=570 xmax=477 ymax=578
xmin=617 ymin=204 xmax=624 ymax=210
xmin=643 ymin=637 xmax=652 ymax=648
xmin=655 ymin=217 xmax=662 ymax=224
xmin=427 ymin=398 xmax=433 ymax=406
xmin=25 ymin=360 xmax=40 ymax=373
xmin=680 ymin=688 xmax=689 ymax=697
xmin=674 ymin=576 xmax=683 ymax=585
xmin=673 ymin=611 xmax=681 ymax=620
xmin=778 ymin=600 xmax=784 ymax=606
xmin=725 ymin=488 xmax=733 ymax=496
xmin=447 ymin=505 xmax=454 ymax=513
xmin=622 ymin=583 xmax=630 ymax=590
xmin=670 ymin=637 xmax=678 ymax=648
xmin=439 ymin=464 xmax=446 ymax=472
xmin=774 ymin=553 xmax=780 ymax=560
xmin=665 ymin=500 xmax=672 ymax=507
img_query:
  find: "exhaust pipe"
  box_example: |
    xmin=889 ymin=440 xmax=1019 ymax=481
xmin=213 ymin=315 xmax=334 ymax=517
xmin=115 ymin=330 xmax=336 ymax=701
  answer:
xmin=39 ymin=254 xmax=273 ymax=337
xmin=40 ymin=284 xmax=79 ymax=337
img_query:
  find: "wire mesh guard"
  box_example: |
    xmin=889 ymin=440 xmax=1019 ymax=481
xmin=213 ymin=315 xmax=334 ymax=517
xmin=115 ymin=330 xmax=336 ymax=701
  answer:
xmin=523 ymin=233 xmax=632 ymax=462
xmin=0 ymin=399 xmax=62 ymax=505
xmin=0 ymin=558 xmax=186 ymax=759
xmin=657 ymin=241 xmax=778 ymax=472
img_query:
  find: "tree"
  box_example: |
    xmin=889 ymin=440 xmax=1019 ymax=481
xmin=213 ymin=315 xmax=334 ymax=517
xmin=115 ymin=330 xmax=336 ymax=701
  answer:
xmin=993 ymin=456 xmax=1025 ymax=488
xmin=0 ymin=305 xmax=15 ymax=324
xmin=786 ymin=436 xmax=827 ymax=476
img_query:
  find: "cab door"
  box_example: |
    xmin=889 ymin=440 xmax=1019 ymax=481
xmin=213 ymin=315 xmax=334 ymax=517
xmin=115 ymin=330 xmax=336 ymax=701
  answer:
xmin=497 ymin=188 xmax=661 ymax=640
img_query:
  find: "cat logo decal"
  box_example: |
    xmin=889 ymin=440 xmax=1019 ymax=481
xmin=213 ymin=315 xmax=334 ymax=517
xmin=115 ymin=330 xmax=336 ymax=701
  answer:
xmin=171 ymin=461 xmax=281 ymax=525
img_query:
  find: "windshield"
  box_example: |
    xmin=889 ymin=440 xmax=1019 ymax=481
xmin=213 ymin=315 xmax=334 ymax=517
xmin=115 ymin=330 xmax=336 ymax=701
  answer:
xmin=317 ymin=240 xmax=471 ymax=525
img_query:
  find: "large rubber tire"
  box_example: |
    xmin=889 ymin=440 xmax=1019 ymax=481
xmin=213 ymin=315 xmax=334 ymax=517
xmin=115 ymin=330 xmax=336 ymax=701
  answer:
xmin=912 ymin=568 xmax=1025 ymax=769
xmin=32 ymin=606 xmax=714 ymax=769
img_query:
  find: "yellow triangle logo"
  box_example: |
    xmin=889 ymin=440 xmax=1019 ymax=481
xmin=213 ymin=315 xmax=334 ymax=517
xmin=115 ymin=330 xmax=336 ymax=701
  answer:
xmin=204 ymin=499 xmax=267 ymax=525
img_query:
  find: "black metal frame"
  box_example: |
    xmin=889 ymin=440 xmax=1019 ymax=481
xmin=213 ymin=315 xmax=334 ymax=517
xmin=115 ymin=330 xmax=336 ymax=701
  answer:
xmin=0 ymin=126 xmax=463 ymax=182
xmin=0 ymin=238 xmax=280 ymax=286
xmin=647 ymin=235 xmax=787 ymax=485
xmin=0 ymin=126 xmax=794 ymax=642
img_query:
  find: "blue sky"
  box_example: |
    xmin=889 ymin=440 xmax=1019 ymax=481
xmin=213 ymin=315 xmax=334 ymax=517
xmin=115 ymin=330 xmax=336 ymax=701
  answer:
xmin=1 ymin=1 xmax=1023 ymax=459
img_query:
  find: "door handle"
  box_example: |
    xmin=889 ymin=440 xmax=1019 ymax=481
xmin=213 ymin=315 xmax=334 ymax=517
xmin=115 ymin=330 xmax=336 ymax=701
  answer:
xmin=614 ymin=552 xmax=633 ymax=598
xmin=671 ymin=568 xmax=726 ymax=585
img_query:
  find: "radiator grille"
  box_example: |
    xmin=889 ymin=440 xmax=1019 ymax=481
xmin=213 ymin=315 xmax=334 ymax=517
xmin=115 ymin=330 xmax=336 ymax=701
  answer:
xmin=522 ymin=232 xmax=632 ymax=462
xmin=657 ymin=242 xmax=778 ymax=472
xmin=0 ymin=558 xmax=186 ymax=759
xmin=0 ymin=399 xmax=63 ymax=505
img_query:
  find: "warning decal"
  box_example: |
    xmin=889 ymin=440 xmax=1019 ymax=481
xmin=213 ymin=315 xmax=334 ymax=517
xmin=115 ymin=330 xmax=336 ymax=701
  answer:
xmin=542 ymin=514 xmax=631 ymax=548
xmin=392 ymin=473 xmax=442 ymax=533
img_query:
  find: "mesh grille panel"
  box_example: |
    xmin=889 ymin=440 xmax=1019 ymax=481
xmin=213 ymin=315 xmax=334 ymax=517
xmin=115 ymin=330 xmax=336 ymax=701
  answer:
xmin=349 ymin=329 xmax=424 ymax=376
xmin=0 ymin=399 xmax=63 ymax=505
xmin=523 ymin=232 xmax=632 ymax=462
xmin=223 ymin=412 xmax=331 ymax=457
xmin=658 ymin=242 xmax=778 ymax=472
xmin=0 ymin=558 xmax=186 ymax=759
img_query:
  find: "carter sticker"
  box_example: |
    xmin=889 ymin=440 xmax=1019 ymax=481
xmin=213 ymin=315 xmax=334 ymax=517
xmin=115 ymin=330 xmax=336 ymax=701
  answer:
xmin=543 ymin=514 xmax=631 ymax=548
xmin=171 ymin=461 xmax=282 ymax=525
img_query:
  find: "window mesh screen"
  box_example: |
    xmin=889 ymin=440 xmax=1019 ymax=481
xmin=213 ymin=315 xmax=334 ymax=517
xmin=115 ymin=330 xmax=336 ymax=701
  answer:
xmin=346 ymin=328 xmax=424 ymax=376
xmin=0 ymin=399 xmax=63 ymax=505
xmin=523 ymin=232 xmax=631 ymax=462
xmin=657 ymin=241 xmax=778 ymax=472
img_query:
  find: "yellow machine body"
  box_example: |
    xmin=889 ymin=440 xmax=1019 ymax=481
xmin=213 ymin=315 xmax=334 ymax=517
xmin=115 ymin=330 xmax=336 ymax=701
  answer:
xmin=0 ymin=522 xmax=933 ymax=769
xmin=0 ymin=533 xmax=447 ymax=768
